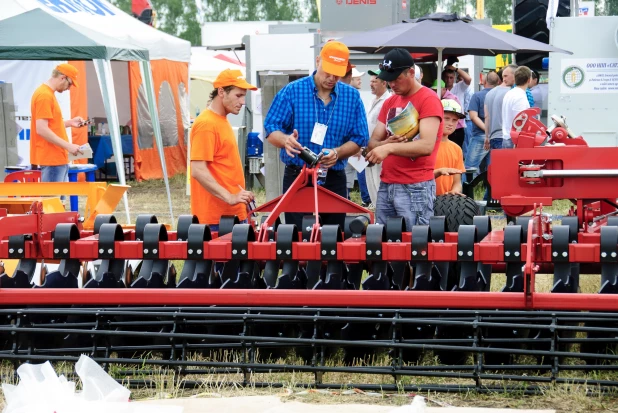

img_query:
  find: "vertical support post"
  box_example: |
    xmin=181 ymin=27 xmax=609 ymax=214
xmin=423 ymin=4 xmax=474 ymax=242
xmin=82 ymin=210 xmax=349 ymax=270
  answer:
xmin=93 ymin=59 xmax=131 ymax=224
xmin=260 ymin=74 xmax=290 ymax=203
xmin=140 ymin=61 xmax=175 ymax=223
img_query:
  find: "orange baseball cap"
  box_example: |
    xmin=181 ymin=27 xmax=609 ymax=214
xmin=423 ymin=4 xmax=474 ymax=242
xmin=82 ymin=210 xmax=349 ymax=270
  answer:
xmin=213 ymin=69 xmax=257 ymax=90
xmin=56 ymin=63 xmax=79 ymax=87
xmin=320 ymin=41 xmax=349 ymax=77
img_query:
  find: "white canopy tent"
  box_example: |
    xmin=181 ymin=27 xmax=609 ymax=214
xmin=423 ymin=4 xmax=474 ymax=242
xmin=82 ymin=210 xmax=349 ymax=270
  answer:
xmin=0 ymin=0 xmax=192 ymax=223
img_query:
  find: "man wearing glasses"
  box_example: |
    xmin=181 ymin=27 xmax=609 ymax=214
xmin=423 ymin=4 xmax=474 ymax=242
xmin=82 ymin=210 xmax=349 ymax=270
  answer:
xmin=30 ymin=63 xmax=84 ymax=183
xmin=365 ymin=48 xmax=443 ymax=230
xmin=264 ymin=41 xmax=369 ymax=230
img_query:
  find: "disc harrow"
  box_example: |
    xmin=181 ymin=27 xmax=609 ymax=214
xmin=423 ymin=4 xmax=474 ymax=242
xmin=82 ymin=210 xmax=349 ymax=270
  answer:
xmin=1 ymin=109 xmax=618 ymax=392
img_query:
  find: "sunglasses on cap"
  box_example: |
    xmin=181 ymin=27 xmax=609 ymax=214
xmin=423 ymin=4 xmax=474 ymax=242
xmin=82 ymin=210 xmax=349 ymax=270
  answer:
xmin=378 ymin=62 xmax=411 ymax=72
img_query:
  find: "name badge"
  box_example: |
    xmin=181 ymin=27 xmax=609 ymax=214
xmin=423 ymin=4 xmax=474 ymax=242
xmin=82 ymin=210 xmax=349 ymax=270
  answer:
xmin=310 ymin=123 xmax=328 ymax=145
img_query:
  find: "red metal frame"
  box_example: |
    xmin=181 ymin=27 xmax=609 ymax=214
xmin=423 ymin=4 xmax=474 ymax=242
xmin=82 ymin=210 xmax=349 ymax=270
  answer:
xmin=253 ymin=166 xmax=374 ymax=242
xmin=0 ymin=203 xmax=616 ymax=310
xmin=491 ymin=108 xmax=618 ymax=225
xmin=2 ymin=140 xmax=618 ymax=311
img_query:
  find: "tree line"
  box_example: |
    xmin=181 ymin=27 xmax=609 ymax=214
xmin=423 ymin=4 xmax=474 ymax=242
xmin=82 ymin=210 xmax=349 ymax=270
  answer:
xmin=110 ymin=0 xmax=617 ymax=46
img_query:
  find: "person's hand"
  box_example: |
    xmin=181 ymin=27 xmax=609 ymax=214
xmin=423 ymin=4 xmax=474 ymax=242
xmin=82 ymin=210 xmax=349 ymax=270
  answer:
xmin=384 ymin=134 xmax=407 ymax=145
xmin=484 ymin=137 xmax=490 ymax=151
xmin=228 ymin=189 xmax=255 ymax=206
xmin=435 ymin=167 xmax=464 ymax=177
xmin=68 ymin=117 xmax=85 ymax=128
xmin=284 ymin=129 xmax=303 ymax=157
xmin=319 ymin=148 xmax=338 ymax=168
xmin=67 ymin=143 xmax=83 ymax=156
xmin=365 ymin=145 xmax=392 ymax=165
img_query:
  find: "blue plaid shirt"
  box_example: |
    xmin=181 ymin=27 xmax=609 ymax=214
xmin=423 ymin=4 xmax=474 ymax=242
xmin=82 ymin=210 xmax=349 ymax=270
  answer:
xmin=263 ymin=73 xmax=369 ymax=170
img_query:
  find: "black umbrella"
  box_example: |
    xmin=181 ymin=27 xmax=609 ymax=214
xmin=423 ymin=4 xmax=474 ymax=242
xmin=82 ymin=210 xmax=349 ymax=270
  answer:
xmin=335 ymin=13 xmax=572 ymax=94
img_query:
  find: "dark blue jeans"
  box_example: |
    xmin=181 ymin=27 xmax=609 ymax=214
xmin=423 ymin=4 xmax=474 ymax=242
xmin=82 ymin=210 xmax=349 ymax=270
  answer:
xmin=357 ymin=169 xmax=371 ymax=204
xmin=282 ymin=165 xmax=347 ymax=231
xmin=484 ymin=139 xmax=504 ymax=201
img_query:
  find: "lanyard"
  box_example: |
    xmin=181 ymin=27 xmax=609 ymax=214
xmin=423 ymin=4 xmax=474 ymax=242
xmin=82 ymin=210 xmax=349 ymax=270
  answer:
xmin=313 ymin=90 xmax=338 ymax=127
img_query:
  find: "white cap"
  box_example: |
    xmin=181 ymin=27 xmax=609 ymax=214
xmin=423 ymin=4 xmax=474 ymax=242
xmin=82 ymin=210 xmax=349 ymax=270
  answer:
xmin=352 ymin=67 xmax=365 ymax=78
xmin=414 ymin=65 xmax=422 ymax=80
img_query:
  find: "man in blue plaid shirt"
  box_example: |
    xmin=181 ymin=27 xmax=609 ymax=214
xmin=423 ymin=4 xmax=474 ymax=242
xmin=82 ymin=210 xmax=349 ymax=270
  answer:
xmin=264 ymin=41 xmax=369 ymax=230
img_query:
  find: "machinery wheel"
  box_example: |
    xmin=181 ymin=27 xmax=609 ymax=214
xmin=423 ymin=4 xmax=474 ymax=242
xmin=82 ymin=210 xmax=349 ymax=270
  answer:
xmin=513 ymin=0 xmax=570 ymax=70
xmin=434 ymin=194 xmax=479 ymax=233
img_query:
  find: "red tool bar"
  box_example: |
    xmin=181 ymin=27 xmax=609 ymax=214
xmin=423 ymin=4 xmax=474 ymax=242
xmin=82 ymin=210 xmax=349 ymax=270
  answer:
xmin=0 ymin=237 xmax=604 ymax=263
xmin=0 ymin=289 xmax=523 ymax=308
xmin=1 ymin=289 xmax=617 ymax=311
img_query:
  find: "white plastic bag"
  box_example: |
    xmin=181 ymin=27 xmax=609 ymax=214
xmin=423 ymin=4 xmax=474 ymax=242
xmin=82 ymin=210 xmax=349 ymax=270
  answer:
xmin=2 ymin=355 xmax=182 ymax=413
xmin=388 ymin=395 xmax=426 ymax=413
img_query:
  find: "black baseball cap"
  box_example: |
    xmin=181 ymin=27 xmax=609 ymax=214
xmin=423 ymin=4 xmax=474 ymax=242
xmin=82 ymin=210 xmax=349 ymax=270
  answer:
xmin=377 ymin=48 xmax=415 ymax=82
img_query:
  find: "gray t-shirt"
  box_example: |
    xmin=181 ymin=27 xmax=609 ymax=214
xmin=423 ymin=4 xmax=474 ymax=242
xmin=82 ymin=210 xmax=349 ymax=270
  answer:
xmin=484 ymin=86 xmax=509 ymax=140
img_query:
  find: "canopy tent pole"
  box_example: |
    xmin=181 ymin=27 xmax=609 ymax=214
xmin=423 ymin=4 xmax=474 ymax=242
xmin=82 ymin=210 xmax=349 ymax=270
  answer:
xmin=140 ymin=60 xmax=175 ymax=223
xmin=436 ymin=47 xmax=443 ymax=98
xmin=93 ymin=58 xmax=131 ymax=224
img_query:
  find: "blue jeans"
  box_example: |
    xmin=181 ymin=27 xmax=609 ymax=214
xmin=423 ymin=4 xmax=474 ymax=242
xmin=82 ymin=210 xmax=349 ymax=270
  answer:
xmin=463 ymin=119 xmax=473 ymax=158
xmin=464 ymin=133 xmax=489 ymax=176
xmin=41 ymin=165 xmax=68 ymax=201
xmin=357 ymin=169 xmax=371 ymax=204
xmin=41 ymin=165 xmax=69 ymax=183
xmin=376 ymin=180 xmax=436 ymax=230
xmin=502 ymin=138 xmax=514 ymax=149
xmin=484 ymin=139 xmax=504 ymax=201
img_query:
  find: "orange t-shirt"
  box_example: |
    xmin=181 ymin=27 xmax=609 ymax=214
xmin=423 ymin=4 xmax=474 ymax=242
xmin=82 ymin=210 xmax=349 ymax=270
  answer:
xmin=190 ymin=109 xmax=247 ymax=225
xmin=434 ymin=138 xmax=465 ymax=196
xmin=30 ymin=84 xmax=68 ymax=166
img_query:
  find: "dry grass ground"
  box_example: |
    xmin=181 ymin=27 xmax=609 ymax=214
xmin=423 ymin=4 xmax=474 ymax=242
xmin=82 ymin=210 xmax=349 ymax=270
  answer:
xmin=57 ymin=177 xmax=618 ymax=411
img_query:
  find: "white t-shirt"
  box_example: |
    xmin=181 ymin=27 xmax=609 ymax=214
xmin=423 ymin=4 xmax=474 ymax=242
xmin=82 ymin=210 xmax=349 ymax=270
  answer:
xmin=367 ymin=90 xmax=392 ymax=135
xmin=450 ymin=80 xmax=470 ymax=111
xmin=501 ymin=87 xmax=530 ymax=140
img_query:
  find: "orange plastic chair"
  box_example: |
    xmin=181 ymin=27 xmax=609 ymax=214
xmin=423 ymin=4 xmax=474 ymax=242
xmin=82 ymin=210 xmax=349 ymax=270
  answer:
xmin=4 ymin=170 xmax=41 ymax=183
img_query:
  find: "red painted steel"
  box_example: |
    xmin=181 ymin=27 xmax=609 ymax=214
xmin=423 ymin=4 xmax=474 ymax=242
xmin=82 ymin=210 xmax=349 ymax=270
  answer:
xmin=0 ymin=289 xmax=617 ymax=311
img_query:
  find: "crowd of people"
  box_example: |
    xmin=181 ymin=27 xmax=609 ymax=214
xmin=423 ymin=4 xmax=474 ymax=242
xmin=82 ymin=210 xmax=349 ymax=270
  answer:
xmin=186 ymin=41 xmax=541 ymax=230
xmin=27 ymin=43 xmax=537 ymax=231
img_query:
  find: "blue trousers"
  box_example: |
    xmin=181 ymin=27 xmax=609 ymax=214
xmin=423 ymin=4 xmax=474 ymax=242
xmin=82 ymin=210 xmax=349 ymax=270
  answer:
xmin=357 ymin=169 xmax=371 ymax=204
xmin=376 ymin=180 xmax=436 ymax=230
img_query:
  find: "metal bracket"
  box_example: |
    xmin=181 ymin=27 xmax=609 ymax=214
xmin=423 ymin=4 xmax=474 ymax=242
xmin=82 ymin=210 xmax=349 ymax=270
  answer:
xmin=231 ymin=224 xmax=255 ymax=260
xmin=187 ymin=224 xmax=211 ymax=260
xmin=53 ymin=223 xmax=80 ymax=260
xmin=142 ymin=223 xmax=167 ymax=259
xmin=98 ymin=223 xmax=124 ymax=260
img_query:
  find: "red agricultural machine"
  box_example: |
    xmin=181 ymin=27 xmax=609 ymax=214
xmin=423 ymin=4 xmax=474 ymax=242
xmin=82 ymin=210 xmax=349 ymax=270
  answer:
xmin=0 ymin=108 xmax=617 ymax=394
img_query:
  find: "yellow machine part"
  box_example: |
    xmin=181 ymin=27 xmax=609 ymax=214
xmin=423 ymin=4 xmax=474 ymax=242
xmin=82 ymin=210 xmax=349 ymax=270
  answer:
xmin=0 ymin=197 xmax=65 ymax=214
xmin=0 ymin=182 xmax=129 ymax=230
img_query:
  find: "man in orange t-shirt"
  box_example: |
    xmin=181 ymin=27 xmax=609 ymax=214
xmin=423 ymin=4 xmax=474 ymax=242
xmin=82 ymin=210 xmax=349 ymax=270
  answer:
xmin=190 ymin=69 xmax=257 ymax=230
xmin=434 ymin=99 xmax=465 ymax=195
xmin=30 ymin=63 xmax=85 ymax=182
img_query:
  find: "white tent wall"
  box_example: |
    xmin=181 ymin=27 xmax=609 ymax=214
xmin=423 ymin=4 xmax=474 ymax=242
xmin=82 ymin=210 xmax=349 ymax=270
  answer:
xmin=0 ymin=60 xmax=71 ymax=166
xmin=85 ymin=61 xmax=131 ymax=126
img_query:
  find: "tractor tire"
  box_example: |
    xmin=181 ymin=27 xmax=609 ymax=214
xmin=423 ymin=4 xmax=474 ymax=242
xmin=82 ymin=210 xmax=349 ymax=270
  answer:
xmin=513 ymin=0 xmax=570 ymax=70
xmin=434 ymin=194 xmax=479 ymax=233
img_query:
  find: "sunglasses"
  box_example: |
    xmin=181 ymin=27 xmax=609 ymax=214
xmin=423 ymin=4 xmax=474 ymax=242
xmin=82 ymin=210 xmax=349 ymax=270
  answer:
xmin=378 ymin=62 xmax=411 ymax=73
xmin=65 ymin=76 xmax=73 ymax=86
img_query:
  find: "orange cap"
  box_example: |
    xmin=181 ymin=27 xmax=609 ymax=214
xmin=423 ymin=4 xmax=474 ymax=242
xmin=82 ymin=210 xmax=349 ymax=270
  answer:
xmin=56 ymin=63 xmax=79 ymax=88
xmin=320 ymin=41 xmax=349 ymax=77
xmin=213 ymin=69 xmax=257 ymax=91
